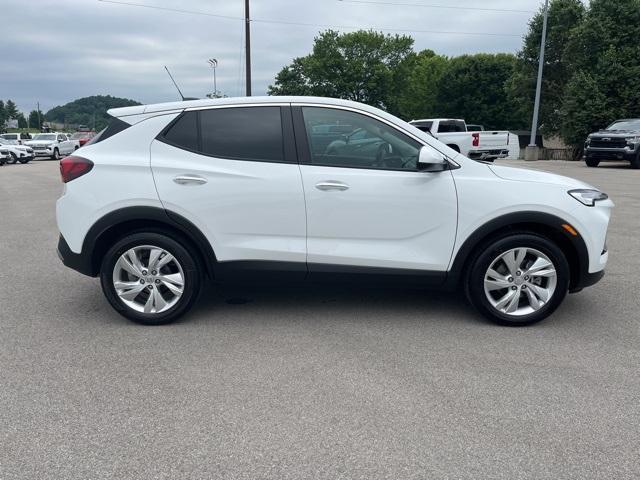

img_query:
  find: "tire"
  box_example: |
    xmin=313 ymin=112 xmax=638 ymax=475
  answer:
xmin=8 ymin=152 xmax=18 ymax=164
xmin=630 ymin=153 xmax=640 ymax=169
xmin=585 ymin=157 xmax=600 ymax=168
xmin=51 ymin=148 xmax=60 ymax=160
xmin=465 ymin=233 xmax=570 ymax=326
xmin=19 ymin=156 xmax=30 ymax=164
xmin=100 ymin=232 xmax=202 ymax=325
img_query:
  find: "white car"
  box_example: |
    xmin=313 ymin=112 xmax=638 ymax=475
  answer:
xmin=25 ymin=132 xmax=78 ymax=159
xmin=56 ymin=96 xmax=613 ymax=326
xmin=0 ymin=147 xmax=9 ymax=165
xmin=410 ymin=118 xmax=510 ymax=162
xmin=0 ymin=139 xmax=34 ymax=163
xmin=0 ymin=132 xmax=32 ymax=145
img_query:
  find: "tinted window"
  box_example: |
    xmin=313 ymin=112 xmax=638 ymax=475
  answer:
xmin=302 ymin=107 xmax=422 ymax=170
xmin=88 ymin=117 xmax=131 ymax=145
xmin=412 ymin=121 xmax=433 ymax=133
xmin=163 ymin=111 xmax=198 ymax=151
xmin=437 ymin=120 xmax=466 ymax=133
xmin=200 ymin=106 xmax=283 ymax=162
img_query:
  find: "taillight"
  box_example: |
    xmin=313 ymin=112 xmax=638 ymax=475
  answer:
xmin=472 ymin=132 xmax=480 ymax=147
xmin=60 ymin=156 xmax=93 ymax=183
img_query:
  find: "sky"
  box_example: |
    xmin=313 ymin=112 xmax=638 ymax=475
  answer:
xmin=2 ymin=0 xmax=548 ymax=115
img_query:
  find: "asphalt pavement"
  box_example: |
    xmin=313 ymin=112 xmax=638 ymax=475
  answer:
xmin=0 ymin=159 xmax=638 ymax=479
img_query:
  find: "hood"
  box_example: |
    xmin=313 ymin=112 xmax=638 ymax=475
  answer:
xmin=592 ymin=129 xmax=640 ymax=136
xmin=488 ymin=164 xmax=593 ymax=189
xmin=25 ymin=140 xmax=55 ymax=146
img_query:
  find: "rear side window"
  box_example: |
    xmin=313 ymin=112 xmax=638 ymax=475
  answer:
xmin=88 ymin=117 xmax=131 ymax=145
xmin=412 ymin=121 xmax=433 ymax=133
xmin=437 ymin=120 xmax=466 ymax=133
xmin=163 ymin=112 xmax=198 ymax=151
xmin=199 ymin=106 xmax=283 ymax=162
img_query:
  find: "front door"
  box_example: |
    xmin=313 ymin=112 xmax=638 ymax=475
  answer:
xmin=151 ymin=105 xmax=307 ymax=280
xmin=294 ymin=105 xmax=458 ymax=280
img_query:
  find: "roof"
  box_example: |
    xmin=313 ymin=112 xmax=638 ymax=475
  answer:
xmin=107 ymin=96 xmax=381 ymax=118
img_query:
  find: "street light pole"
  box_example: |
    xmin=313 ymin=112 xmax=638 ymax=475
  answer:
xmin=245 ymin=0 xmax=252 ymax=96
xmin=208 ymin=58 xmax=218 ymax=97
xmin=526 ymin=0 xmax=549 ymax=161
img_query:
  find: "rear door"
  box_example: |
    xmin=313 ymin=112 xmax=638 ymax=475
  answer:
xmin=294 ymin=105 xmax=458 ymax=280
xmin=150 ymin=104 xmax=307 ymax=279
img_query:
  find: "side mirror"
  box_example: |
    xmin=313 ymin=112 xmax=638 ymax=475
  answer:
xmin=417 ymin=146 xmax=448 ymax=172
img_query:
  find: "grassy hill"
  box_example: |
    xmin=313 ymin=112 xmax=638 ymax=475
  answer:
xmin=45 ymin=95 xmax=141 ymax=131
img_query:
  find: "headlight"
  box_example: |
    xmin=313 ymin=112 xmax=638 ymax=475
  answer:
xmin=626 ymin=136 xmax=640 ymax=144
xmin=568 ymin=189 xmax=609 ymax=207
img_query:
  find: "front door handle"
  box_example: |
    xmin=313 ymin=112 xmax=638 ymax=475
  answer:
xmin=173 ymin=174 xmax=208 ymax=185
xmin=315 ymin=181 xmax=349 ymax=191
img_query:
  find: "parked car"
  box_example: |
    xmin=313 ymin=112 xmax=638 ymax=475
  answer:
xmin=0 ymin=132 xmax=32 ymax=145
xmin=0 ymin=139 xmax=34 ymax=163
xmin=25 ymin=132 xmax=79 ymax=159
xmin=584 ymin=119 xmax=640 ymax=169
xmin=70 ymin=130 xmax=97 ymax=146
xmin=410 ymin=118 xmax=509 ymax=162
xmin=0 ymin=147 xmax=9 ymax=165
xmin=56 ymin=96 xmax=613 ymax=327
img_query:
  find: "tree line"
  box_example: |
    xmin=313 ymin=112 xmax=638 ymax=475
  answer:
xmin=269 ymin=0 xmax=640 ymax=147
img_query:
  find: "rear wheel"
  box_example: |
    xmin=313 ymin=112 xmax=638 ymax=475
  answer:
xmin=100 ymin=232 xmax=202 ymax=325
xmin=466 ymin=233 xmax=569 ymax=326
xmin=585 ymin=157 xmax=600 ymax=167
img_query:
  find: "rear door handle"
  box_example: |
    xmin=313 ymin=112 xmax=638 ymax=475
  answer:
xmin=315 ymin=181 xmax=349 ymax=191
xmin=173 ymin=174 xmax=208 ymax=185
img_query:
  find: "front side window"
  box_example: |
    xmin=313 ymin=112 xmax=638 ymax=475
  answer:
xmin=302 ymin=107 xmax=422 ymax=170
xmin=200 ymin=106 xmax=283 ymax=162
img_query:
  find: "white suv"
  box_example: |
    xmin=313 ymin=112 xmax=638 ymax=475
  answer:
xmin=56 ymin=97 xmax=613 ymax=326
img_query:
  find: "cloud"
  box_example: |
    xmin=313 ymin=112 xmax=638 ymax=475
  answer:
xmin=2 ymin=0 xmax=540 ymax=114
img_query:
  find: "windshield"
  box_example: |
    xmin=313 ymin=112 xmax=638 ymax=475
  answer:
xmin=606 ymin=119 xmax=640 ymax=131
xmin=32 ymin=134 xmax=57 ymax=141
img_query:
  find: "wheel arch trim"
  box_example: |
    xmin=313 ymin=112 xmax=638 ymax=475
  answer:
xmin=446 ymin=211 xmax=589 ymax=291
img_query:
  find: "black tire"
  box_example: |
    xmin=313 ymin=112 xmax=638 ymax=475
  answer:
xmin=51 ymin=148 xmax=60 ymax=160
xmin=585 ymin=157 xmax=600 ymax=168
xmin=465 ymin=233 xmax=570 ymax=326
xmin=19 ymin=156 xmax=30 ymax=164
xmin=630 ymin=153 xmax=640 ymax=169
xmin=8 ymin=152 xmax=18 ymax=164
xmin=100 ymin=231 xmax=202 ymax=325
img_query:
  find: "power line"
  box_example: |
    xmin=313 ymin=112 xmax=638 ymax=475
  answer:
xmin=97 ymin=0 xmax=523 ymax=37
xmin=337 ymin=0 xmax=535 ymax=14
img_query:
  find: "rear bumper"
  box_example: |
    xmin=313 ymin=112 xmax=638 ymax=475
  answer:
xmin=57 ymin=234 xmax=96 ymax=277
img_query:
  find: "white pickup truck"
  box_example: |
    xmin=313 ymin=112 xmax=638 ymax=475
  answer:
xmin=410 ymin=118 xmax=510 ymax=162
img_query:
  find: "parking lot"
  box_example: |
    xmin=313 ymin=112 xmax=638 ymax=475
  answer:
xmin=1 ymin=159 xmax=638 ymax=479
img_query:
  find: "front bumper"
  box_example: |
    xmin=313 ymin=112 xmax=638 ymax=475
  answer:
xmin=570 ymin=269 xmax=605 ymax=293
xmin=585 ymin=147 xmax=638 ymax=161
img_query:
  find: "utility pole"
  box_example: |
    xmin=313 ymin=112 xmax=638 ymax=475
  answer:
xmin=245 ymin=0 xmax=252 ymax=96
xmin=37 ymin=101 xmax=41 ymax=131
xmin=525 ymin=0 xmax=549 ymax=161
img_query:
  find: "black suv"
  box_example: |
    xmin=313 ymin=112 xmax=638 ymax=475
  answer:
xmin=584 ymin=119 xmax=640 ymax=169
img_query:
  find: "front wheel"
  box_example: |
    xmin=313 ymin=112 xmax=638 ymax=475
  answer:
xmin=585 ymin=157 xmax=600 ymax=167
xmin=100 ymin=232 xmax=202 ymax=325
xmin=51 ymin=148 xmax=60 ymax=160
xmin=8 ymin=153 xmax=18 ymax=164
xmin=466 ymin=233 xmax=569 ymax=326
xmin=630 ymin=153 xmax=640 ymax=169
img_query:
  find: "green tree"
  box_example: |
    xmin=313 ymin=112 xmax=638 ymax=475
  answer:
xmin=436 ymin=54 xmax=523 ymax=130
xmin=268 ymin=30 xmax=414 ymax=111
xmin=45 ymin=95 xmax=141 ymax=131
xmin=393 ymin=49 xmax=449 ymax=120
xmin=560 ymin=0 xmax=640 ymax=145
xmin=508 ymin=0 xmax=585 ymax=135
xmin=0 ymin=101 xmax=6 ymax=129
xmin=17 ymin=113 xmax=27 ymax=129
xmin=5 ymin=100 xmax=19 ymax=120
xmin=28 ymin=110 xmax=43 ymax=129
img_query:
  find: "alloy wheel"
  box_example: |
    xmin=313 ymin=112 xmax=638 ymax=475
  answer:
xmin=112 ymin=245 xmax=185 ymax=314
xmin=483 ymin=247 xmax=557 ymax=317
